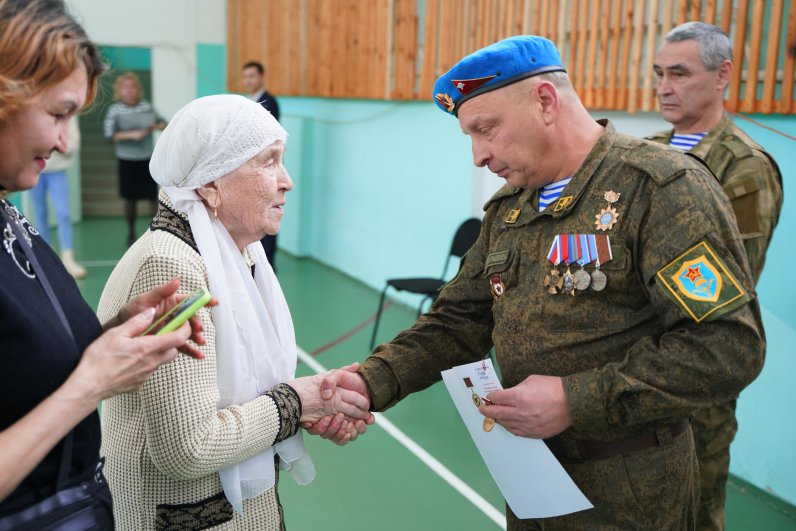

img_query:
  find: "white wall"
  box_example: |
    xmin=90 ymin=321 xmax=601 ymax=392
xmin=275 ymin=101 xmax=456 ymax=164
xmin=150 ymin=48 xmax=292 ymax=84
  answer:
xmin=67 ymin=0 xmax=226 ymax=117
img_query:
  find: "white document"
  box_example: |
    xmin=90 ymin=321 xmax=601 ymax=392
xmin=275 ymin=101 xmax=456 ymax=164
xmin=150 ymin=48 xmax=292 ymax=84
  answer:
xmin=441 ymin=359 xmax=593 ymax=519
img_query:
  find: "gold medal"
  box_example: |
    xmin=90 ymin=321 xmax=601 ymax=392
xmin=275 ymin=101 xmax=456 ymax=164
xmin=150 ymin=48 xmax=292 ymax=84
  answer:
xmin=544 ymin=268 xmax=562 ymax=294
xmin=471 ymin=389 xmax=483 ymax=407
xmin=464 ymin=377 xmax=487 ymax=407
xmin=595 ymin=190 xmax=621 ymax=231
xmin=464 ymin=374 xmax=494 ymax=432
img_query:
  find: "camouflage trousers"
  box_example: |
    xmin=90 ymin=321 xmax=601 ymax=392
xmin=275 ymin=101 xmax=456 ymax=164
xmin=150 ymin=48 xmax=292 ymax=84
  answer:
xmin=693 ymin=400 xmax=738 ymax=531
xmin=507 ymin=426 xmax=698 ymax=530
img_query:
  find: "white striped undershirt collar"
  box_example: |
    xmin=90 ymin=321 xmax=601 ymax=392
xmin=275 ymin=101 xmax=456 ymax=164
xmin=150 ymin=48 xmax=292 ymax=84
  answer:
xmin=538 ymin=176 xmax=573 ymax=212
xmin=669 ymin=132 xmax=707 ymax=151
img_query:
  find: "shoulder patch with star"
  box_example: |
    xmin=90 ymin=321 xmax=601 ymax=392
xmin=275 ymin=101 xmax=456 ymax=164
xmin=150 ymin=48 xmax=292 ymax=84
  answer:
xmin=655 ymin=241 xmax=750 ymax=322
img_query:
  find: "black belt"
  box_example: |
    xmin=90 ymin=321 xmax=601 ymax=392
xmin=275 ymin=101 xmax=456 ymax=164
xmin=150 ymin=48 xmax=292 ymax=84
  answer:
xmin=544 ymin=419 xmax=689 ymax=462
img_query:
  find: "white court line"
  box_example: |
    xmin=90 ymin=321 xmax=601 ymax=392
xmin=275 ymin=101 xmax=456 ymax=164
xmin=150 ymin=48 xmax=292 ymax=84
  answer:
xmin=297 ymin=348 xmax=507 ymax=530
xmin=80 ymin=260 xmax=120 ymax=267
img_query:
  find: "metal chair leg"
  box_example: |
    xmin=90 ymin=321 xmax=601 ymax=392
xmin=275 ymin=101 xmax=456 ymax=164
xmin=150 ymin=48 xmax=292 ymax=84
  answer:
xmin=417 ymin=295 xmax=431 ymax=317
xmin=417 ymin=293 xmax=439 ymax=317
xmin=369 ymin=286 xmax=390 ymax=351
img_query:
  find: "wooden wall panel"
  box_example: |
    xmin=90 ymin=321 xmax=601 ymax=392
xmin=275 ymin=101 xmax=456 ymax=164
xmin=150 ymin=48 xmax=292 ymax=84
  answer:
xmin=641 ymin=0 xmax=658 ymax=111
xmin=375 ymin=0 xmax=390 ymax=99
xmin=742 ymin=1 xmax=765 ymax=112
xmin=618 ymin=0 xmax=634 ymax=108
xmin=780 ymin=0 xmax=796 ymax=113
xmin=627 ymin=0 xmax=645 ymax=112
xmin=555 ymin=0 xmax=567 ymax=52
xmin=728 ymin=0 xmax=749 ymax=110
xmin=438 ymin=0 xmax=456 ymax=76
xmin=761 ymin=0 xmax=784 ymax=114
xmin=704 ymin=0 xmax=716 ymax=25
xmin=419 ymin=0 xmax=439 ymax=98
xmin=719 ymin=0 xmax=732 ymax=34
xmin=585 ymin=1 xmax=602 ymax=108
xmin=606 ymin=0 xmax=621 ymax=108
xmin=392 ymin=0 xmax=418 ymax=98
xmin=226 ymin=0 xmax=796 ymax=113
xmin=596 ymin=0 xmax=611 ymax=109
xmin=266 ymin=0 xmax=286 ymax=95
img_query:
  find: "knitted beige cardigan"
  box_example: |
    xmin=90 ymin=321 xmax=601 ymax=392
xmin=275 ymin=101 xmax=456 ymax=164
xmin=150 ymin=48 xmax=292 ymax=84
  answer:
xmin=97 ymin=196 xmax=299 ymax=530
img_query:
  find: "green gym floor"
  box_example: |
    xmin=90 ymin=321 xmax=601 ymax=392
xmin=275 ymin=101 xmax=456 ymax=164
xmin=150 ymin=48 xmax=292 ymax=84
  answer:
xmin=70 ymin=216 xmax=796 ymax=530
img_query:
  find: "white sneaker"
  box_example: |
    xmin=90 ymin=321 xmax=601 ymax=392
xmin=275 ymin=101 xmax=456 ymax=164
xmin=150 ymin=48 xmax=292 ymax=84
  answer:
xmin=61 ymin=249 xmax=87 ymax=279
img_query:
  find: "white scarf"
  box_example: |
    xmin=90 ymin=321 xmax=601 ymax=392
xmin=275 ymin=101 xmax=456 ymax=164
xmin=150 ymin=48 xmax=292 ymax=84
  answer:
xmin=150 ymin=95 xmax=315 ymax=513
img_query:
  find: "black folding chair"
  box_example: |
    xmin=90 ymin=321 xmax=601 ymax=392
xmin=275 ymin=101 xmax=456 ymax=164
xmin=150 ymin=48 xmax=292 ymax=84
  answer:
xmin=369 ymin=218 xmax=482 ymax=350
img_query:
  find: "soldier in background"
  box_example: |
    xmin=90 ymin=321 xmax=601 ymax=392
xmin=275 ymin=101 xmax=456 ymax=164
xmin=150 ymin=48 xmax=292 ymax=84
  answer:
xmin=242 ymin=61 xmax=281 ymax=271
xmin=310 ymin=35 xmax=765 ymax=530
xmin=649 ymin=21 xmax=783 ymax=531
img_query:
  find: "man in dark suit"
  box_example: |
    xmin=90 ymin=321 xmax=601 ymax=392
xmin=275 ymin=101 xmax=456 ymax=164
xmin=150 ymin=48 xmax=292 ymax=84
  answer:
xmin=242 ymin=61 xmax=281 ymax=271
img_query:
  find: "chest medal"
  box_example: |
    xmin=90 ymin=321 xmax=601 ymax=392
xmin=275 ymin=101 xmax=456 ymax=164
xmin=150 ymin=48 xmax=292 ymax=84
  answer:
xmin=490 ymin=273 xmax=506 ymax=301
xmin=590 ymin=234 xmax=613 ymax=291
xmin=546 ymin=234 xmax=613 ymax=294
xmin=573 ymin=233 xmax=592 ymax=291
xmin=545 ymin=235 xmax=563 ymax=294
xmin=463 ymin=377 xmax=495 ymax=432
xmin=595 ymin=190 xmax=621 ymax=231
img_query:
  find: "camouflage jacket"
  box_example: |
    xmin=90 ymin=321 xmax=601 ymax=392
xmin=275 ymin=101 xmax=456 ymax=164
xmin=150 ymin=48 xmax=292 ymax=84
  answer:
xmin=647 ymin=112 xmax=783 ymax=283
xmin=360 ymin=121 xmax=765 ymax=441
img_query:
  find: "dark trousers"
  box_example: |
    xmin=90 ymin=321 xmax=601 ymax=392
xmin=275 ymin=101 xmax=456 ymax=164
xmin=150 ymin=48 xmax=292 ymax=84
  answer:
xmin=507 ymin=426 xmax=698 ymax=530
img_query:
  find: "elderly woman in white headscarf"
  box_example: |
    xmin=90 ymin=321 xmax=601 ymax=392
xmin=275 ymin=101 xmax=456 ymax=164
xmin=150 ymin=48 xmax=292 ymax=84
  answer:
xmin=97 ymin=95 xmax=372 ymax=531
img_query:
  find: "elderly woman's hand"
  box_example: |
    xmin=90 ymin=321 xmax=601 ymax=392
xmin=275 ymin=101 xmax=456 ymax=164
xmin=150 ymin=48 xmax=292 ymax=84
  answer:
xmin=288 ymin=370 xmax=373 ymax=427
xmin=106 ymin=277 xmax=217 ymax=359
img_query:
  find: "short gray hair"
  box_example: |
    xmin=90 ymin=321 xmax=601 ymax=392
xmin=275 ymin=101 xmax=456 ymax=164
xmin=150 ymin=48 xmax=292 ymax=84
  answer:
xmin=665 ymin=22 xmax=733 ymax=70
xmin=512 ymin=71 xmax=576 ymax=102
xmin=537 ymin=71 xmax=572 ymax=88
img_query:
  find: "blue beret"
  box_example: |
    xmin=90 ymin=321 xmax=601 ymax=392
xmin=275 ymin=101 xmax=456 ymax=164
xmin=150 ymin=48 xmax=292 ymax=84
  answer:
xmin=433 ymin=35 xmax=566 ymax=116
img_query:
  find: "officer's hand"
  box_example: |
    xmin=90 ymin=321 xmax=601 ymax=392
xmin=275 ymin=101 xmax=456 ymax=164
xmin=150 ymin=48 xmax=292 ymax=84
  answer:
xmin=480 ymin=375 xmax=572 ymax=439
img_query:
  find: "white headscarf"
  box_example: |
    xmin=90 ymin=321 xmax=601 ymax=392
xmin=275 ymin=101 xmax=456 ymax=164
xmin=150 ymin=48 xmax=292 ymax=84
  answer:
xmin=149 ymin=95 xmax=314 ymax=513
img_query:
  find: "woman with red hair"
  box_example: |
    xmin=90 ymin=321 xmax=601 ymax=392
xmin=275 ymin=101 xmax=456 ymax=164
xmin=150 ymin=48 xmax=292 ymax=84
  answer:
xmin=0 ymin=1 xmax=205 ymax=527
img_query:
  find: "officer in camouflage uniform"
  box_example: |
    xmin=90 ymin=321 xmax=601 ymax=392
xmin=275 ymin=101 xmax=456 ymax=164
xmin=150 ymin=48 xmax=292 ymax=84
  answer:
xmin=311 ymin=36 xmax=765 ymax=530
xmin=649 ymin=22 xmax=783 ymax=531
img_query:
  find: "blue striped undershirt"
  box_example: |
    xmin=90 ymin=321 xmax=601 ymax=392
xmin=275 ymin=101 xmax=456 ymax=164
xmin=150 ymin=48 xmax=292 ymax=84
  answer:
xmin=669 ymin=132 xmax=707 ymax=151
xmin=538 ymin=177 xmax=573 ymax=212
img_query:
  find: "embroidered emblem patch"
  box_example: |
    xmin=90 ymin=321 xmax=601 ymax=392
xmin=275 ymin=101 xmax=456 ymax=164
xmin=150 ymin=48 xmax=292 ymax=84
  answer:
xmin=450 ymin=74 xmax=497 ymax=95
xmin=675 ymin=258 xmax=722 ymax=302
xmin=656 ymin=241 xmax=748 ymax=322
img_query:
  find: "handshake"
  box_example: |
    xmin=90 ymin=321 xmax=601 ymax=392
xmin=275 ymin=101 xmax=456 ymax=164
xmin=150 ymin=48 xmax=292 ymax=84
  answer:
xmin=288 ymin=362 xmax=374 ymax=445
